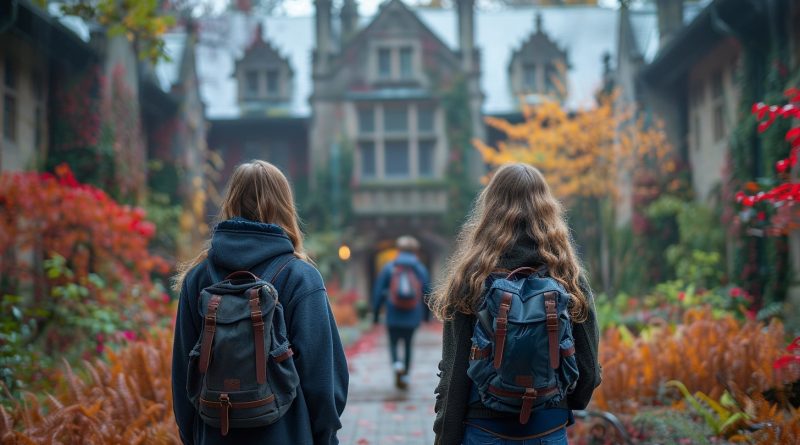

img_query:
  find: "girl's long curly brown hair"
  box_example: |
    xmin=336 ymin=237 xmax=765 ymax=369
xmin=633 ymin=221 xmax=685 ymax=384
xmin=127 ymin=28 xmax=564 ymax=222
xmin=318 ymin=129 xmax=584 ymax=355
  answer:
xmin=429 ymin=163 xmax=588 ymax=322
xmin=172 ymin=160 xmax=308 ymax=292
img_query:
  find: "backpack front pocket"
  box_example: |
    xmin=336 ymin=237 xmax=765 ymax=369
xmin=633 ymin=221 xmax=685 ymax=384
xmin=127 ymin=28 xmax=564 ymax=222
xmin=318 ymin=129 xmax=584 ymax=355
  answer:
xmin=198 ymin=387 xmax=279 ymax=434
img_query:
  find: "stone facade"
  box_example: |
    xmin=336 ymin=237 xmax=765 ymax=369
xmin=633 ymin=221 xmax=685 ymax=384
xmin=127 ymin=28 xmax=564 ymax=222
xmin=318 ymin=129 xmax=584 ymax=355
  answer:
xmin=0 ymin=36 xmax=48 ymax=172
xmin=196 ymin=1 xmax=655 ymax=299
xmin=309 ymin=0 xmax=481 ymax=298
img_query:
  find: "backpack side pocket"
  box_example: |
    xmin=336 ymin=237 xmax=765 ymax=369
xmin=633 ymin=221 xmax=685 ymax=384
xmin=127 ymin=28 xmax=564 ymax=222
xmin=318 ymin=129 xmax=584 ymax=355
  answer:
xmin=187 ymin=341 xmax=203 ymax=408
xmin=557 ymin=338 xmax=579 ymax=395
xmin=267 ymin=337 xmax=300 ymax=417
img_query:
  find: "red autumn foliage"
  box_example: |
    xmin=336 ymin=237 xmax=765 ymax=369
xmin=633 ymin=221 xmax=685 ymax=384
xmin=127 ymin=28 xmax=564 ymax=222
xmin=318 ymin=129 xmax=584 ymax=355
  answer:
xmin=0 ymin=164 xmax=170 ymax=307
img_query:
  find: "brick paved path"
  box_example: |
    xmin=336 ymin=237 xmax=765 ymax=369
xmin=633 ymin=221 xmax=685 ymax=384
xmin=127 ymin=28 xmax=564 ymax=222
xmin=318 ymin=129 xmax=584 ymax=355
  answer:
xmin=339 ymin=322 xmax=443 ymax=445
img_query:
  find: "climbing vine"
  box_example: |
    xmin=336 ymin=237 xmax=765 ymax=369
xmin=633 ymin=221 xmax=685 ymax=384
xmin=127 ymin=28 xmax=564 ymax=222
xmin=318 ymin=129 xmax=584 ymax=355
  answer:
xmin=727 ymin=36 xmax=796 ymax=304
xmin=442 ymin=76 xmax=479 ymax=235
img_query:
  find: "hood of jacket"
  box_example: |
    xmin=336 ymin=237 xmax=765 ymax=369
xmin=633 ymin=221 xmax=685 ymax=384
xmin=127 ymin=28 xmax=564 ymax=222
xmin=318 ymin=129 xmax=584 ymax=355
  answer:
xmin=498 ymin=232 xmax=543 ymax=270
xmin=208 ymin=217 xmax=295 ymax=276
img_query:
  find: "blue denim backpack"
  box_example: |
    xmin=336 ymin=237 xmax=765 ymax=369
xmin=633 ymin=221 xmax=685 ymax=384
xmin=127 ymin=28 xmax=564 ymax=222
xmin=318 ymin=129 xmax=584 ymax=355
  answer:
xmin=467 ymin=267 xmax=580 ymax=423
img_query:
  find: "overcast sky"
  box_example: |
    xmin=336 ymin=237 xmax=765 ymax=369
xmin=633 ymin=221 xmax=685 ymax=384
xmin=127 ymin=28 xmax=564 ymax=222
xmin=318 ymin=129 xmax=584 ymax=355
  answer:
xmin=210 ymin=0 xmax=620 ymax=17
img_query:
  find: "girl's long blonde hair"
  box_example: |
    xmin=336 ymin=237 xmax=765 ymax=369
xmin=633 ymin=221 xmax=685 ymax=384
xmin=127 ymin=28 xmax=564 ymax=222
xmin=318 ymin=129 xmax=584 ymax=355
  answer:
xmin=173 ymin=160 xmax=308 ymax=291
xmin=428 ymin=163 xmax=589 ymax=322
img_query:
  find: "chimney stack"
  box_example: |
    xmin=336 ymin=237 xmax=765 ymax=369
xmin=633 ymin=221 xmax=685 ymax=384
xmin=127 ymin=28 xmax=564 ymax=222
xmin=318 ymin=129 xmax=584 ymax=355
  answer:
xmin=314 ymin=0 xmax=334 ymax=76
xmin=457 ymin=0 xmax=476 ymax=73
xmin=655 ymin=0 xmax=684 ymax=48
xmin=341 ymin=0 xmax=358 ymax=44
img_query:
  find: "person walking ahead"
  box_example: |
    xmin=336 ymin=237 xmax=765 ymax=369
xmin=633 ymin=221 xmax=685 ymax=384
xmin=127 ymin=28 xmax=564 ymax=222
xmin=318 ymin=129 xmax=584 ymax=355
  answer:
xmin=171 ymin=160 xmax=348 ymax=445
xmin=372 ymin=236 xmax=431 ymax=389
xmin=429 ymin=163 xmax=601 ymax=445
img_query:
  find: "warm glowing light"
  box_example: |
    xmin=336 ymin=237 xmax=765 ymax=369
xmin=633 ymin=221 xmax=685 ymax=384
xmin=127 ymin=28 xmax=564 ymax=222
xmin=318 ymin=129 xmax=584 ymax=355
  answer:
xmin=338 ymin=245 xmax=351 ymax=261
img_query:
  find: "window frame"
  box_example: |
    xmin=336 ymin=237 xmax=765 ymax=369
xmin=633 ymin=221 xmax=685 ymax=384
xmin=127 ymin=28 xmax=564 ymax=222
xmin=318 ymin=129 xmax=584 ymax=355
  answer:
xmin=378 ymin=48 xmax=392 ymax=80
xmin=359 ymin=141 xmax=377 ymax=179
xmin=2 ymin=57 xmax=17 ymax=143
xmin=384 ymin=140 xmax=410 ymax=178
xmin=266 ymin=69 xmax=280 ymax=97
xmin=355 ymin=103 xmax=438 ymax=181
xmin=399 ymin=46 xmax=414 ymax=80
xmin=245 ymin=69 xmax=260 ymax=97
xmin=418 ymin=139 xmax=436 ymax=178
xmin=711 ymin=71 xmax=726 ymax=143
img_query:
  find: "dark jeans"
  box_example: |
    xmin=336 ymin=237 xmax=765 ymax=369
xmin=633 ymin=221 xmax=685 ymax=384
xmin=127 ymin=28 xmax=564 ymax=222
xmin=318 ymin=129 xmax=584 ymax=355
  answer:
xmin=463 ymin=424 xmax=568 ymax=445
xmin=387 ymin=326 xmax=416 ymax=371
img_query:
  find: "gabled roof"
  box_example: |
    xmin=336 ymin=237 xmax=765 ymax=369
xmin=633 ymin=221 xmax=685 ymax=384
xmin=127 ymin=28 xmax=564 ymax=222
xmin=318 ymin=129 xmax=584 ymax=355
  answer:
xmin=235 ymin=24 xmax=294 ymax=75
xmin=509 ymin=13 xmax=569 ymax=66
xmin=192 ymin=14 xmax=314 ymax=118
xmin=191 ymin=4 xmax=657 ymax=119
xmin=640 ymin=0 xmax=755 ymax=87
xmin=418 ymin=5 xmax=656 ymax=112
xmin=330 ymin=0 xmax=461 ymax=75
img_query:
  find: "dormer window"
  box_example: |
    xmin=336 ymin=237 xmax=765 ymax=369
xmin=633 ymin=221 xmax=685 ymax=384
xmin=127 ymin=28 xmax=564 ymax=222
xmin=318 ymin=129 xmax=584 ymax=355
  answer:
xmin=509 ymin=13 xmax=569 ymax=104
xmin=234 ymin=24 xmax=294 ymax=113
xmin=372 ymin=42 xmax=419 ymax=83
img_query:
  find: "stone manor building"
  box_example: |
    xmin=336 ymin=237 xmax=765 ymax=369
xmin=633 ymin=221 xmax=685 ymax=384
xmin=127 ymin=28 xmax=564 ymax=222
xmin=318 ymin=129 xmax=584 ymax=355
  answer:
xmin=177 ymin=0 xmax=657 ymax=298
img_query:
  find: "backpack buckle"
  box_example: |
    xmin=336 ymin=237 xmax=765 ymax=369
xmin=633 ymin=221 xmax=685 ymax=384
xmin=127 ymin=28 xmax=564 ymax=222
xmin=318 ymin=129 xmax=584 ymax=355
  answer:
xmin=545 ymin=299 xmax=558 ymax=331
xmin=520 ymin=388 xmax=537 ymax=424
xmin=219 ymin=393 xmax=231 ymax=436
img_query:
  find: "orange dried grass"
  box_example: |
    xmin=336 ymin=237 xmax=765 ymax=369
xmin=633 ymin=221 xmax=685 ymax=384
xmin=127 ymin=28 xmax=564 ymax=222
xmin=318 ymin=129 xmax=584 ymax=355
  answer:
xmin=593 ymin=307 xmax=786 ymax=414
xmin=0 ymin=330 xmax=179 ymax=444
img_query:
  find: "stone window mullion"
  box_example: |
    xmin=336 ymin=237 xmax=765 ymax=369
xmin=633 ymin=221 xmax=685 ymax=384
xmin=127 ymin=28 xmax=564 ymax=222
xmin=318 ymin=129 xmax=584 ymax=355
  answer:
xmin=392 ymin=47 xmax=399 ymax=80
xmin=410 ymin=104 xmax=419 ymax=178
xmin=376 ymin=103 xmax=385 ymax=179
xmin=536 ymin=65 xmax=545 ymax=93
xmin=433 ymin=107 xmax=441 ymax=177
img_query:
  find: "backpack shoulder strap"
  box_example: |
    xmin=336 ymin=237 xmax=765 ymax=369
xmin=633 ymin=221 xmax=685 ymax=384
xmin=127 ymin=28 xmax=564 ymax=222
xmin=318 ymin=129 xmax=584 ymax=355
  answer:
xmin=257 ymin=253 xmax=296 ymax=285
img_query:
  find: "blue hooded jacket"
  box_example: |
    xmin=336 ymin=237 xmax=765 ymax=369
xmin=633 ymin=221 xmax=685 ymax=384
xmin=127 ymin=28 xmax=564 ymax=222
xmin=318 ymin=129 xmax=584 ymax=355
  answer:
xmin=171 ymin=218 xmax=349 ymax=445
xmin=372 ymin=251 xmax=431 ymax=329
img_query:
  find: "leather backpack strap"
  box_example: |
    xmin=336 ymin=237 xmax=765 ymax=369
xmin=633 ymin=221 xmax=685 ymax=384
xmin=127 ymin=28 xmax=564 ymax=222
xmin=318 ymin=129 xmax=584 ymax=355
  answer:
xmin=268 ymin=254 xmax=295 ymax=284
xmin=493 ymin=292 xmax=513 ymax=369
xmin=544 ymin=291 xmax=559 ymax=369
xmin=199 ymin=295 xmax=222 ymax=374
xmin=389 ymin=264 xmax=399 ymax=303
xmin=505 ymin=267 xmax=539 ymax=280
xmin=248 ymin=288 xmax=267 ymax=385
xmin=486 ymin=385 xmax=559 ymax=424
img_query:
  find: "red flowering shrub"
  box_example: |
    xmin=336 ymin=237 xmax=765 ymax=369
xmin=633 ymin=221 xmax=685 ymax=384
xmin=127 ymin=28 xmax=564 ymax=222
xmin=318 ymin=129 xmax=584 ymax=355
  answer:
xmin=0 ymin=164 xmax=167 ymax=287
xmin=773 ymin=336 xmax=800 ymax=382
xmin=736 ymin=88 xmax=800 ymax=234
xmin=0 ymin=165 xmax=172 ymax=397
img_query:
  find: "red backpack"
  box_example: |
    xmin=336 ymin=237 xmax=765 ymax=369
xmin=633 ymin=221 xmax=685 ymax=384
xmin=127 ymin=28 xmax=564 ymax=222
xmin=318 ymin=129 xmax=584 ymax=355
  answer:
xmin=389 ymin=265 xmax=422 ymax=310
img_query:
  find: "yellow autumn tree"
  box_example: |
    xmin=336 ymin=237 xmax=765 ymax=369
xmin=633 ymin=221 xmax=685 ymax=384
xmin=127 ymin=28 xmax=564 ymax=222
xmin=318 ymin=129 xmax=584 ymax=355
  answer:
xmin=475 ymin=94 xmax=673 ymax=200
xmin=474 ymin=93 xmax=675 ymax=290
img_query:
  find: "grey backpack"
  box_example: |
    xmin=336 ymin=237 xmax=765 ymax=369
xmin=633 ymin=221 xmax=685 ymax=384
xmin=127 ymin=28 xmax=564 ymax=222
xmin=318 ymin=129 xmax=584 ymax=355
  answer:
xmin=186 ymin=255 xmax=299 ymax=436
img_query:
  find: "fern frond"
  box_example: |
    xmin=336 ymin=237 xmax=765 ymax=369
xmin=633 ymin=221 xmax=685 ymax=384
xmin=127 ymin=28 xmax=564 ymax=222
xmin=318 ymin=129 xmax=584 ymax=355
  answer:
xmin=62 ymin=359 xmax=82 ymax=403
xmin=45 ymin=393 xmax=64 ymax=412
